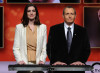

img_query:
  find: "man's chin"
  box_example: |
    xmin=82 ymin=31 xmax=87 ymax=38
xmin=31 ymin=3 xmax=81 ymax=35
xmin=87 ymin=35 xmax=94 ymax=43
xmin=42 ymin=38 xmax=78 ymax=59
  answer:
xmin=66 ymin=22 xmax=74 ymax=25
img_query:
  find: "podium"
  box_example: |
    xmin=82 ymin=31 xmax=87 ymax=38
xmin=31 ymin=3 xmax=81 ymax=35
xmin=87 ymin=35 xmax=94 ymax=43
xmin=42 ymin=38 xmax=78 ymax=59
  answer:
xmin=8 ymin=64 xmax=93 ymax=71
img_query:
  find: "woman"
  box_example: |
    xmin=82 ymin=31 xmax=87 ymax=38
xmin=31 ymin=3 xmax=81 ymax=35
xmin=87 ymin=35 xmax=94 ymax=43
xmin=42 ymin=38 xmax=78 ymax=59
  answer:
xmin=13 ymin=4 xmax=47 ymax=73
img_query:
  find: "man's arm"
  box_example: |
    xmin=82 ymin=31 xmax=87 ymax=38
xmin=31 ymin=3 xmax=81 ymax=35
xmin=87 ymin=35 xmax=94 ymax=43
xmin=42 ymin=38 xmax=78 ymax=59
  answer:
xmin=47 ymin=27 xmax=52 ymax=61
xmin=70 ymin=28 xmax=90 ymax=65
xmin=47 ymin=26 xmax=67 ymax=65
xmin=47 ymin=27 xmax=58 ymax=64
xmin=79 ymin=28 xmax=90 ymax=63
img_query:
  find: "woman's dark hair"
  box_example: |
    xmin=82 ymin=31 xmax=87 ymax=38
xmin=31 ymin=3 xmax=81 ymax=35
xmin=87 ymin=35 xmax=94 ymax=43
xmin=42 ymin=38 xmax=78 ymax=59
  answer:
xmin=21 ymin=4 xmax=41 ymax=27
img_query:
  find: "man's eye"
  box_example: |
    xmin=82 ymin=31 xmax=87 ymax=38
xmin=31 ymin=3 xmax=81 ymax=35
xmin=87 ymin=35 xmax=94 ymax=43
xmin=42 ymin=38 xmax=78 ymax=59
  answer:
xmin=71 ymin=13 xmax=74 ymax=15
xmin=66 ymin=13 xmax=69 ymax=15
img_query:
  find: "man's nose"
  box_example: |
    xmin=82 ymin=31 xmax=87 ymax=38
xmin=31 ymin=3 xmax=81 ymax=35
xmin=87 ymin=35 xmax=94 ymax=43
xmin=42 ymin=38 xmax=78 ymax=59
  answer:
xmin=68 ymin=14 xmax=72 ymax=18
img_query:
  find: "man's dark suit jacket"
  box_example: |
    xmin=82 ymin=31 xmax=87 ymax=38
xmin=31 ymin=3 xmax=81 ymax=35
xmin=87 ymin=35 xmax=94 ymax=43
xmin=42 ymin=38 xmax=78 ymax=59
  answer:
xmin=47 ymin=23 xmax=90 ymax=65
xmin=60 ymin=0 xmax=80 ymax=3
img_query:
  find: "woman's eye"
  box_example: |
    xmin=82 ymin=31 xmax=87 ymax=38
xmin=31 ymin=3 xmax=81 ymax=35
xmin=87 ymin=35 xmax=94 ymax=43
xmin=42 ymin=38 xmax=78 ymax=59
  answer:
xmin=32 ymin=10 xmax=36 ymax=12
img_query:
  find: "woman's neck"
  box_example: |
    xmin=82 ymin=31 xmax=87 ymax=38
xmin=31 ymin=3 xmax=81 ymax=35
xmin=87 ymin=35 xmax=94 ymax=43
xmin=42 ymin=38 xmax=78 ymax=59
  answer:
xmin=28 ymin=20 xmax=35 ymax=32
xmin=28 ymin=19 xmax=35 ymax=25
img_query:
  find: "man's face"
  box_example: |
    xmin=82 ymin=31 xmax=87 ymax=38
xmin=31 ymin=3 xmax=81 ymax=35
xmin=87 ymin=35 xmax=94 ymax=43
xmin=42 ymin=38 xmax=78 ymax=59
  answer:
xmin=63 ymin=8 xmax=76 ymax=25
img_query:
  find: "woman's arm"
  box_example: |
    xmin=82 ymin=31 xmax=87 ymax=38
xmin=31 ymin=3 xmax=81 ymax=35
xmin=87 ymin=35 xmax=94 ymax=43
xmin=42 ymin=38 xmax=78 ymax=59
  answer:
xmin=39 ymin=25 xmax=47 ymax=64
xmin=13 ymin=25 xmax=25 ymax=64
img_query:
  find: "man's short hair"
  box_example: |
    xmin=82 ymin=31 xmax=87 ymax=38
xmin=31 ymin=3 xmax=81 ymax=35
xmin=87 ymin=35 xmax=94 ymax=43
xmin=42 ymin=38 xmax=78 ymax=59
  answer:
xmin=63 ymin=6 xmax=76 ymax=15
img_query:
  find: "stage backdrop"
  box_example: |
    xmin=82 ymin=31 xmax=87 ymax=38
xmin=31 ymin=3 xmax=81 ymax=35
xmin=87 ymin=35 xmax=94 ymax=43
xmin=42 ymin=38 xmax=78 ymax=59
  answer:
xmin=0 ymin=0 xmax=100 ymax=61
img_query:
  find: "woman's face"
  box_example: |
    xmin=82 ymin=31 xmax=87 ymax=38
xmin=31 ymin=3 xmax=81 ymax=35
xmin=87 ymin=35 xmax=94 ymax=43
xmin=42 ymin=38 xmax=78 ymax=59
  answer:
xmin=27 ymin=6 xmax=36 ymax=20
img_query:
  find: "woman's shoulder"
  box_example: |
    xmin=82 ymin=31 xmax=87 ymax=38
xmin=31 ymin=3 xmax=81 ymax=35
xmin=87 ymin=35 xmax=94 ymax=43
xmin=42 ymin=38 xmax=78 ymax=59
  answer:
xmin=16 ymin=23 xmax=24 ymax=28
xmin=39 ymin=24 xmax=47 ymax=28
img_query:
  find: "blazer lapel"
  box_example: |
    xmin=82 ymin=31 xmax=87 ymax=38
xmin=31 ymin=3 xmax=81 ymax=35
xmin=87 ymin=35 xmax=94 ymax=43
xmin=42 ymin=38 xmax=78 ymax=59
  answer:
xmin=36 ymin=25 xmax=39 ymax=60
xmin=23 ymin=27 xmax=27 ymax=55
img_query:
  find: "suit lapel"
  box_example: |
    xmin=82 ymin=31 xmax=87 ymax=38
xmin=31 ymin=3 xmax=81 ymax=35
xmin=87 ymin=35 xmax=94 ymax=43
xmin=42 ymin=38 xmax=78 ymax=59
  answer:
xmin=60 ymin=23 xmax=67 ymax=44
xmin=70 ymin=24 xmax=79 ymax=53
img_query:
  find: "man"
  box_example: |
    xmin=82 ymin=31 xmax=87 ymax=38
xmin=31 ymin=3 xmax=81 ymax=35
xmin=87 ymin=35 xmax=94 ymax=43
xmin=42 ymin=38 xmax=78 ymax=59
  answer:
xmin=60 ymin=0 xmax=80 ymax=3
xmin=47 ymin=6 xmax=90 ymax=73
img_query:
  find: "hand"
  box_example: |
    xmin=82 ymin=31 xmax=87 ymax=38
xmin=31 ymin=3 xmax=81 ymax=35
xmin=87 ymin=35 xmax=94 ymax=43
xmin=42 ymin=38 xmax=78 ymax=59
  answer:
xmin=18 ymin=61 xmax=26 ymax=65
xmin=52 ymin=61 xmax=67 ymax=65
xmin=39 ymin=61 xmax=44 ymax=64
xmin=70 ymin=61 xmax=85 ymax=65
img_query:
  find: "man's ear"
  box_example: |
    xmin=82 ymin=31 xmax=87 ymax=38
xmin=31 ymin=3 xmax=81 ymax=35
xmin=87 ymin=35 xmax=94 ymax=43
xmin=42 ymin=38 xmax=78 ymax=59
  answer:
xmin=62 ymin=14 xmax=64 ymax=19
xmin=75 ymin=14 xmax=76 ymax=19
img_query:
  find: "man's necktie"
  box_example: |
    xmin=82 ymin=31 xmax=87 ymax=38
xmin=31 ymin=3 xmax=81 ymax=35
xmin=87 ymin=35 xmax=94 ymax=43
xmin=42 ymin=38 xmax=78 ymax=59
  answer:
xmin=67 ymin=27 xmax=72 ymax=53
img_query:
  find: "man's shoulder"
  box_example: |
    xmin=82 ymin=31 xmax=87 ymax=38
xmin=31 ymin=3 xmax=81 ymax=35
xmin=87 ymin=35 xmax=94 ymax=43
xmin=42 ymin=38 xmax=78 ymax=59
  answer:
xmin=50 ymin=23 xmax=64 ymax=29
xmin=74 ymin=24 xmax=87 ymax=34
xmin=74 ymin=24 xmax=86 ymax=30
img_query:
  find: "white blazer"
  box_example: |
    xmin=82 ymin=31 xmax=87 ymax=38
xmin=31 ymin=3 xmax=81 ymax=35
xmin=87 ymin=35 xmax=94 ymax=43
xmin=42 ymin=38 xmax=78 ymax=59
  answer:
xmin=13 ymin=23 xmax=47 ymax=64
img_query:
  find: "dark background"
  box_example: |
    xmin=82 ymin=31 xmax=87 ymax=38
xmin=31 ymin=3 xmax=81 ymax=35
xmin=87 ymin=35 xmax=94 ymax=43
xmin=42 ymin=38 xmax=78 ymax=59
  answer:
xmin=0 ymin=7 xmax=3 ymax=48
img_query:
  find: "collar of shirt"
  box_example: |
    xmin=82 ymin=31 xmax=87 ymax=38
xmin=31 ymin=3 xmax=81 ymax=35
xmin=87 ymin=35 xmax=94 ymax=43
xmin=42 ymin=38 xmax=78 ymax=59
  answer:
xmin=64 ymin=22 xmax=74 ymax=38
